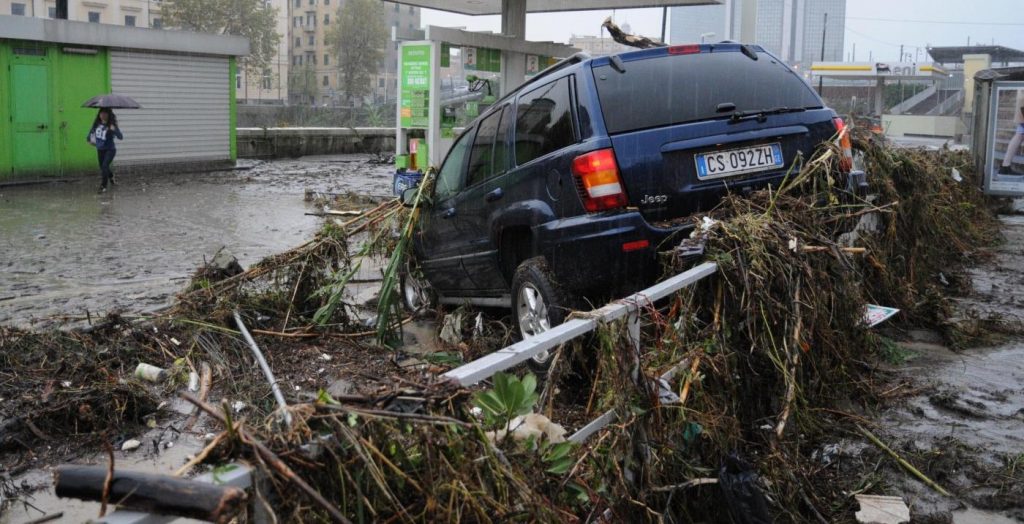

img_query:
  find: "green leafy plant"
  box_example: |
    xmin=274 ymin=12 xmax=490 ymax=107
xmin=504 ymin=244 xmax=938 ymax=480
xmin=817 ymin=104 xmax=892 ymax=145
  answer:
xmin=472 ymin=372 xmax=539 ymax=429
xmin=541 ymin=441 xmax=575 ymax=475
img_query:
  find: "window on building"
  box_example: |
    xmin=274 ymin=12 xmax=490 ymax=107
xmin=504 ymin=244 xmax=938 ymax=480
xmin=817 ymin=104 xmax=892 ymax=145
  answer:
xmin=152 ymin=18 xmax=162 ymax=28
xmin=324 ymin=14 xmax=329 ymax=25
xmin=294 ymin=0 xmax=300 ymax=6
xmin=262 ymin=70 xmax=272 ymax=90
xmin=308 ymin=35 xmax=314 ymax=45
xmin=323 ymin=54 xmax=329 ymax=65
xmin=296 ymin=55 xmax=302 ymax=65
xmin=378 ymin=78 xmax=385 ymax=88
xmin=324 ymin=0 xmax=329 ymax=4
xmin=306 ymin=13 xmax=313 ymax=25
xmin=11 ymin=3 xmax=25 ymax=16
xmin=515 ymin=76 xmax=576 ymax=166
xmin=309 ymin=0 xmax=314 ymax=5
xmin=48 ymin=6 xmax=56 ymax=17
xmin=322 ymin=75 xmax=329 ymax=86
xmin=394 ymin=3 xmax=399 ymax=11
xmin=236 ymin=74 xmax=242 ymax=89
xmin=88 ymin=11 xmax=101 ymax=23
xmin=409 ymin=5 xmax=414 ymax=13
xmin=124 ymin=15 xmax=136 ymax=26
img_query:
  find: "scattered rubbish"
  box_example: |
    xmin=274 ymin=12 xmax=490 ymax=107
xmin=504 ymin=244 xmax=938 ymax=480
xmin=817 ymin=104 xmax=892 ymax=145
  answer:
xmin=326 ymin=379 xmax=355 ymax=398
xmin=485 ymin=413 xmax=567 ymax=445
xmin=718 ymin=453 xmax=772 ymax=524
xmin=232 ymin=401 xmax=246 ymax=413
xmin=951 ymin=167 xmax=963 ymax=183
xmin=864 ymin=305 xmax=900 ymax=328
xmin=439 ymin=312 xmax=464 ymax=345
xmin=187 ymin=372 xmax=200 ymax=392
xmin=319 ymin=353 xmax=332 ymax=362
xmin=134 ymin=363 xmax=168 ymax=383
xmin=473 ymin=313 xmax=485 ymax=338
xmin=121 ymin=439 xmax=141 ymax=452
xmin=854 ymin=494 xmax=910 ymax=524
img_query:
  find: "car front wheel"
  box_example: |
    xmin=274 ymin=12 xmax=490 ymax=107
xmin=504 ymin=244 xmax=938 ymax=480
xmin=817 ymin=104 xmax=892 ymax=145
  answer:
xmin=399 ymin=258 xmax=436 ymax=313
xmin=511 ymin=257 xmax=569 ymax=372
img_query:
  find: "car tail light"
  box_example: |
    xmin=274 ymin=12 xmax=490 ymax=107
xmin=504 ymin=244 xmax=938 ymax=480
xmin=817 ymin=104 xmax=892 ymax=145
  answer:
xmin=833 ymin=117 xmax=854 ymax=172
xmin=668 ymin=44 xmax=702 ymax=55
xmin=622 ymin=240 xmax=650 ymax=252
xmin=572 ymin=148 xmax=629 ymax=212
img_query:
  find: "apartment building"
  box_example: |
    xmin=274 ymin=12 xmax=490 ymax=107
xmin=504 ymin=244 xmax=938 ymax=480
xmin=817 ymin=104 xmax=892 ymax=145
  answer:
xmin=2 ymin=0 xmax=290 ymax=104
xmin=287 ymin=0 xmax=419 ymax=106
xmin=1 ymin=0 xmax=163 ymax=28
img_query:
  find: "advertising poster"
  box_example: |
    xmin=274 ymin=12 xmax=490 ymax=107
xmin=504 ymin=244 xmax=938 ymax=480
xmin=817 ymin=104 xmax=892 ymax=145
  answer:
xmin=985 ymin=82 xmax=1024 ymax=195
xmin=400 ymin=44 xmax=431 ymax=129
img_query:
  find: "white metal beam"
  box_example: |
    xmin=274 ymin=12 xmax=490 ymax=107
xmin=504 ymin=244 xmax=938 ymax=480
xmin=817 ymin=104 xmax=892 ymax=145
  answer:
xmin=442 ymin=262 xmax=717 ymax=386
xmin=388 ymin=0 xmax=722 ymax=16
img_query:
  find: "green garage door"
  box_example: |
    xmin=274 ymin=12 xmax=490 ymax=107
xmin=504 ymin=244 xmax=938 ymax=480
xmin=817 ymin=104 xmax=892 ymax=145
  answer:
xmin=10 ymin=50 xmax=52 ymax=173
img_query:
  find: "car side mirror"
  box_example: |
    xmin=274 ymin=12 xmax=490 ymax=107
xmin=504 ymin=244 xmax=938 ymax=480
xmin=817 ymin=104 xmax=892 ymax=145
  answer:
xmin=400 ymin=187 xmax=419 ymax=208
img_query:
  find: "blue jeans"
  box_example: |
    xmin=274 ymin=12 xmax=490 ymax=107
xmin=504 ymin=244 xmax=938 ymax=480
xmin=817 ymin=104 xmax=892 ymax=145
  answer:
xmin=98 ymin=148 xmax=116 ymax=188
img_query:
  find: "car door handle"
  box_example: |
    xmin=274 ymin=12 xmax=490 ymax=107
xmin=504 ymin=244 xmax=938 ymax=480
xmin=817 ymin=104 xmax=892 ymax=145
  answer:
xmin=485 ymin=187 xmax=504 ymax=202
xmin=443 ymin=208 xmax=457 ymax=219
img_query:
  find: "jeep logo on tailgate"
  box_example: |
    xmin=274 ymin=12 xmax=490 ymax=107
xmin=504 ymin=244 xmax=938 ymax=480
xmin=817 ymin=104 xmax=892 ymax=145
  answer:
xmin=641 ymin=194 xmax=668 ymax=205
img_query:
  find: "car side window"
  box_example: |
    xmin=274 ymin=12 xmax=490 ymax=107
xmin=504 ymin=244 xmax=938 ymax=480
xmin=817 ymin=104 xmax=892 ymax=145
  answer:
xmin=514 ymin=76 xmax=576 ymax=167
xmin=466 ymin=109 xmax=503 ymax=188
xmin=434 ymin=128 xmax=473 ymax=201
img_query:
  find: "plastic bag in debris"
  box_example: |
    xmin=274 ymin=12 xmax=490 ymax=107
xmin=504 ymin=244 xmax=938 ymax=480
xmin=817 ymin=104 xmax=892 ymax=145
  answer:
xmin=718 ymin=452 xmax=772 ymax=524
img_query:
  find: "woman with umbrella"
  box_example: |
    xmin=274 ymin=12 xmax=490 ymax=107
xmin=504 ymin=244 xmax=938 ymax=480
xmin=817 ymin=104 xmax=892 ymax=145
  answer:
xmin=83 ymin=94 xmax=139 ymax=193
xmin=87 ymin=108 xmax=123 ymax=193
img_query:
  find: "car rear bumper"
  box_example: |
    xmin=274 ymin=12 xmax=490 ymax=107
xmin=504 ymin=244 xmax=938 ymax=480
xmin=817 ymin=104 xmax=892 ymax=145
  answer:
xmin=535 ymin=211 xmax=690 ymax=297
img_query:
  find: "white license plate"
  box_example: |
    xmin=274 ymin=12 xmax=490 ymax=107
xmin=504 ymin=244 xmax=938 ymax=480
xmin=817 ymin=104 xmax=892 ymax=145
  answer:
xmin=695 ymin=143 xmax=784 ymax=180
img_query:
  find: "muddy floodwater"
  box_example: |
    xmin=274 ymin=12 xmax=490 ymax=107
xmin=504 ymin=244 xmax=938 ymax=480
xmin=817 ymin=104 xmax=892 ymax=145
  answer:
xmin=0 ymin=156 xmax=393 ymax=328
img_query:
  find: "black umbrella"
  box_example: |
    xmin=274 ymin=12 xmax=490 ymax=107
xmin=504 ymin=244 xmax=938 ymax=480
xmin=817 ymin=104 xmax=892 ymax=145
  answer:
xmin=82 ymin=94 xmax=142 ymax=109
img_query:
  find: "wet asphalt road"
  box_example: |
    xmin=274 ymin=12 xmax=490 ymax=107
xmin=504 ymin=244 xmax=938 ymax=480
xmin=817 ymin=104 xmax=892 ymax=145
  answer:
xmin=0 ymin=156 xmax=393 ymax=328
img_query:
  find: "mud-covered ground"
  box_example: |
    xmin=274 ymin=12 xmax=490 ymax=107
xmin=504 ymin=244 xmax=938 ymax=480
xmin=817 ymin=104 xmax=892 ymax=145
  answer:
xmin=842 ymin=216 xmax=1024 ymax=523
xmin=0 ymin=156 xmax=393 ymax=329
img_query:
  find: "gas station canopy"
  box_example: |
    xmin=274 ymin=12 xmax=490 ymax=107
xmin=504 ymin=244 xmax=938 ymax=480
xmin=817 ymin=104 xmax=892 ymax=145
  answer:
xmin=390 ymin=0 xmax=720 ymax=16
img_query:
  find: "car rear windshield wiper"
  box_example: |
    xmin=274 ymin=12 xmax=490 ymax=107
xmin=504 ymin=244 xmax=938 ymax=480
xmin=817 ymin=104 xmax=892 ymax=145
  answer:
xmin=728 ymin=106 xmax=807 ymax=124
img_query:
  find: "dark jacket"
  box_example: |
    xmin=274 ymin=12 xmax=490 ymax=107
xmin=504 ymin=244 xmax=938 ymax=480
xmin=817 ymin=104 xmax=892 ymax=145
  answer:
xmin=88 ymin=122 xmax=123 ymax=150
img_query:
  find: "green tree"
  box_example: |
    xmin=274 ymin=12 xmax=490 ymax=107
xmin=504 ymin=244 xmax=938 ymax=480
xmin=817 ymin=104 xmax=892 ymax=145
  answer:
xmin=326 ymin=0 xmax=387 ymax=103
xmin=160 ymin=0 xmax=281 ymax=75
xmin=288 ymin=64 xmax=319 ymax=103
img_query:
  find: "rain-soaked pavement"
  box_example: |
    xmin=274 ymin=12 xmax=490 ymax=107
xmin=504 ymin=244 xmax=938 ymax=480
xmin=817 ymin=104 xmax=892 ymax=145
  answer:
xmin=0 ymin=155 xmax=394 ymax=329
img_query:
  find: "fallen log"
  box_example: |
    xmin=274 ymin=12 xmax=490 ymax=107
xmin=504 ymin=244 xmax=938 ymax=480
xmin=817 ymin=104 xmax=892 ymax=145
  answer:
xmin=54 ymin=465 xmax=247 ymax=523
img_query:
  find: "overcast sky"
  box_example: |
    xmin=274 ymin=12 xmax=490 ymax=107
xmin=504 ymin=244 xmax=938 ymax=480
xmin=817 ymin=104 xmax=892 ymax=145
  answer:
xmin=420 ymin=0 xmax=1024 ymax=63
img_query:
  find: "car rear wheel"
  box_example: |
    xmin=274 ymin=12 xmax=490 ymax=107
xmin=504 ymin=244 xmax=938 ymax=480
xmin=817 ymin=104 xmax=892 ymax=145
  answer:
xmin=511 ymin=257 xmax=569 ymax=372
xmin=399 ymin=258 xmax=435 ymax=313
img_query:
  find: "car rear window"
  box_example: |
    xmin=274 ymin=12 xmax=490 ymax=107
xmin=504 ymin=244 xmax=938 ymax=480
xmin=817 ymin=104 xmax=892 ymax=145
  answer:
xmin=593 ymin=50 xmax=823 ymax=134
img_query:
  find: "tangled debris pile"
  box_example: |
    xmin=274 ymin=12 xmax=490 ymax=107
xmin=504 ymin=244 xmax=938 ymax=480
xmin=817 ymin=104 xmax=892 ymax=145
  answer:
xmin=0 ymin=133 xmax=1008 ymax=522
xmin=148 ymin=138 xmax=1002 ymax=522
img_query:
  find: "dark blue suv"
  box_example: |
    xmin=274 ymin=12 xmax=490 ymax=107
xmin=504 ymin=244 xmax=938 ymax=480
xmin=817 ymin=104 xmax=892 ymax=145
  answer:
xmin=402 ymin=43 xmax=843 ymax=360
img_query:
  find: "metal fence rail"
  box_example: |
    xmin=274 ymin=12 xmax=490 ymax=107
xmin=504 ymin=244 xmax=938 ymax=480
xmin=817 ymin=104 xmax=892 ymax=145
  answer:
xmin=443 ymin=261 xmax=719 ymax=442
xmin=443 ymin=262 xmax=717 ymax=386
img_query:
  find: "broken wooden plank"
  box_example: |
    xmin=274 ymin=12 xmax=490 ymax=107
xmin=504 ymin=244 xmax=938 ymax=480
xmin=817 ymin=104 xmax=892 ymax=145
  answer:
xmin=54 ymin=465 xmax=247 ymax=524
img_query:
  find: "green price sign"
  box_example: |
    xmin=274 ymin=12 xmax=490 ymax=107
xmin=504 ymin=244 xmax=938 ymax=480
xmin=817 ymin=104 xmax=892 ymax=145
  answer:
xmin=400 ymin=44 xmax=431 ymax=128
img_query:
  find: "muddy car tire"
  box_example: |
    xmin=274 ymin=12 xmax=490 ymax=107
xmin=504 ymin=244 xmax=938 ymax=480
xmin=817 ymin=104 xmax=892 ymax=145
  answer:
xmin=399 ymin=258 xmax=436 ymax=313
xmin=511 ymin=256 xmax=570 ymax=374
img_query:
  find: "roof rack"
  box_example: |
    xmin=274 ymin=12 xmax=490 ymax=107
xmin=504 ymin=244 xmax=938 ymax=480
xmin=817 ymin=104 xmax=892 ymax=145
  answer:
xmin=487 ymin=52 xmax=592 ymax=107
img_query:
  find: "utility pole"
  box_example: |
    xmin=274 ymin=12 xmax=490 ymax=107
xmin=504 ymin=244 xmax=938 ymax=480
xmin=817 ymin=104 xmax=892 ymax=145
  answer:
xmin=660 ymin=6 xmax=668 ymax=44
xmin=853 ymin=42 xmax=856 ymax=62
xmin=817 ymin=12 xmax=827 ymax=95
